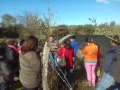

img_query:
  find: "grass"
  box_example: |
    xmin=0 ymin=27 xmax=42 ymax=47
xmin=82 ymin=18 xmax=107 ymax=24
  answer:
xmin=9 ymin=78 xmax=22 ymax=90
xmin=9 ymin=59 xmax=99 ymax=90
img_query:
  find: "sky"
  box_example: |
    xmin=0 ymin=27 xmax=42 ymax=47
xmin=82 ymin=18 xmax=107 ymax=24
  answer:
xmin=0 ymin=0 xmax=120 ymax=25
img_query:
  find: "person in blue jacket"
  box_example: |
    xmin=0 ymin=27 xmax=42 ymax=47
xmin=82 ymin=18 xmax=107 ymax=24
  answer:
xmin=96 ymin=35 xmax=120 ymax=90
xmin=70 ymin=35 xmax=78 ymax=57
xmin=70 ymin=35 xmax=78 ymax=72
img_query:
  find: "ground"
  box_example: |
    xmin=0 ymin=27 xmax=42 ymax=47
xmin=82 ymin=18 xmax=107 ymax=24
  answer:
xmin=10 ymin=59 xmax=105 ymax=90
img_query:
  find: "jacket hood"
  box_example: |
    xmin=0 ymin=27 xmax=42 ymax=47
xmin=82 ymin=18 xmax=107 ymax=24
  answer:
xmin=112 ymin=45 xmax=120 ymax=52
xmin=19 ymin=51 xmax=36 ymax=65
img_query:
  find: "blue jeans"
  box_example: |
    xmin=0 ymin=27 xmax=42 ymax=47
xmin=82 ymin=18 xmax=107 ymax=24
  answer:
xmin=0 ymin=83 xmax=9 ymax=90
xmin=60 ymin=68 xmax=71 ymax=85
xmin=96 ymin=73 xmax=118 ymax=90
xmin=49 ymin=52 xmax=57 ymax=68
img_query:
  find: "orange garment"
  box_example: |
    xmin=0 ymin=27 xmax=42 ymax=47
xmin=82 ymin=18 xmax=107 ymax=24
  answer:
xmin=82 ymin=43 xmax=98 ymax=62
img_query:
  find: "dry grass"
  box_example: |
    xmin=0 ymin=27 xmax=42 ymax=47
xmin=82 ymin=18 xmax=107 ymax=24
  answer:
xmin=47 ymin=59 xmax=96 ymax=90
xmin=10 ymin=59 xmax=104 ymax=90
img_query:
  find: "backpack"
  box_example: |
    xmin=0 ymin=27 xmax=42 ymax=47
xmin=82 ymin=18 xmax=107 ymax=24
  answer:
xmin=113 ymin=51 xmax=120 ymax=83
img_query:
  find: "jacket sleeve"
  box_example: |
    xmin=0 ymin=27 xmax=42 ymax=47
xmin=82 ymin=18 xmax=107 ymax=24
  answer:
xmin=57 ymin=48 xmax=63 ymax=58
xmin=31 ymin=53 xmax=41 ymax=72
xmin=82 ymin=46 xmax=87 ymax=55
xmin=1 ymin=61 xmax=11 ymax=76
xmin=7 ymin=49 xmax=14 ymax=61
xmin=102 ymin=52 xmax=114 ymax=73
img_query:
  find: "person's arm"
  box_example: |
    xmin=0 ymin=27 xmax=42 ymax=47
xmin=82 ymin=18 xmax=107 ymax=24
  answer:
xmin=31 ymin=53 xmax=41 ymax=72
xmin=6 ymin=48 xmax=14 ymax=61
xmin=82 ymin=46 xmax=87 ymax=55
xmin=1 ymin=61 xmax=11 ymax=76
xmin=57 ymin=47 xmax=63 ymax=58
xmin=102 ymin=52 xmax=114 ymax=73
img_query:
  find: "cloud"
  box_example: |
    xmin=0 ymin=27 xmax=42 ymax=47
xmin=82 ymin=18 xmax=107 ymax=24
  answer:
xmin=96 ymin=0 xmax=110 ymax=4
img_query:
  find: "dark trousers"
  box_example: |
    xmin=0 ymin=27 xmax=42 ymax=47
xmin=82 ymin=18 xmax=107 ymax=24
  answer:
xmin=0 ymin=83 xmax=9 ymax=90
xmin=111 ymin=82 xmax=120 ymax=90
xmin=60 ymin=68 xmax=71 ymax=85
xmin=23 ymin=86 xmax=38 ymax=90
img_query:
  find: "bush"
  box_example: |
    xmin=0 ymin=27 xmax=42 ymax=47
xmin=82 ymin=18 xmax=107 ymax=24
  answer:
xmin=0 ymin=38 xmax=7 ymax=46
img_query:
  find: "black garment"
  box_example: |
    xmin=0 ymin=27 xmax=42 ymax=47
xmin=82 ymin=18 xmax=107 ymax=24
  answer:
xmin=102 ymin=45 xmax=120 ymax=77
xmin=6 ymin=47 xmax=19 ymax=71
xmin=0 ymin=58 xmax=11 ymax=84
xmin=0 ymin=83 xmax=9 ymax=90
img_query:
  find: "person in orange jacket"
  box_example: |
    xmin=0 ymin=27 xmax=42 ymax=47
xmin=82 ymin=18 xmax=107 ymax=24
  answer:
xmin=82 ymin=37 xmax=98 ymax=86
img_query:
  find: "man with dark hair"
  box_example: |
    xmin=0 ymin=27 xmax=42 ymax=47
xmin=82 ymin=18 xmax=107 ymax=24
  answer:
xmin=70 ymin=35 xmax=78 ymax=72
xmin=0 ymin=47 xmax=11 ymax=90
xmin=70 ymin=35 xmax=78 ymax=57
xmin=96 ymin=36 xmax=120 ymax=90
xmin=47 ymin=35 xmax=59 ymax=69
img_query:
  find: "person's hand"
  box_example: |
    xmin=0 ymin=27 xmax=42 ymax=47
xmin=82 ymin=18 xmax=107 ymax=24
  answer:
xmin=40 ymin=52 xmax=43 ymax=55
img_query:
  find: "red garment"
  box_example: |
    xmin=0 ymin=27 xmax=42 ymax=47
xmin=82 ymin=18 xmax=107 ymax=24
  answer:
xmin=97 ymin=51 xmax=100 ymax=67
xmin=18 ymin=46 xmax=22 ymax=52
xmin=57 ymin=47 xmax=74 ymax=69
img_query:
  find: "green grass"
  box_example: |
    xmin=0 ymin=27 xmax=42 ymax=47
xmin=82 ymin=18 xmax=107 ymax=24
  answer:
xmin=9 ymin=78 xmax=22 ymax=90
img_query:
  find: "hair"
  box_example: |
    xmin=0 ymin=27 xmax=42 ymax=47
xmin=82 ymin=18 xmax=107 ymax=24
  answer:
xmin=111 ymin=35 xmax=120 ymax=45
xmin=49 ymin=35 xmax=54 ymax=38
xmin=19 ymin=39 xmax=25 ymax=46
xmin=70 ymin=35 xmax=76 ymax=39
xmin=86 ymin=37 xmax=94 ymax=43
xmin=21 ymin=36 xmax=38 ymax=55
xmin=64 ymin=39 xmax=73 ymax=49
xmin=7 ymin=39 xmax=16 ymax=45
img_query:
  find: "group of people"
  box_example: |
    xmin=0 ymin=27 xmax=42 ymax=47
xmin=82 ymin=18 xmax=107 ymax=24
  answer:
xmin=47 ymin=35 xmax=78 ymax=84
xmin=0 ymin=34 xmax=120 ymax=90
xmin=0 ymin=39 xmax=25 ymax=90
xmin=81 ymin=36 xmax=120 ymax=90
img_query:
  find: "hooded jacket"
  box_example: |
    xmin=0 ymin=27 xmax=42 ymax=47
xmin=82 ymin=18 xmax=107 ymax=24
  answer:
xmin=19 ymin=51 xmax=41 ymax=88
xmin=0 ymin=56 xmax=11 ymax=84
xmin=102 ymin=45 xmax=120 ymax=77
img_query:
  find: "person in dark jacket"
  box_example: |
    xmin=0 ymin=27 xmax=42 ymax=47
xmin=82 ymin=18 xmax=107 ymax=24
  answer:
xmin=0 ymin=47 xmax=11 ymax=90
xmin=96 ymin=36 xmax=120 ymax=90
xmin=6 ymin=39 xmax=19 ymax=86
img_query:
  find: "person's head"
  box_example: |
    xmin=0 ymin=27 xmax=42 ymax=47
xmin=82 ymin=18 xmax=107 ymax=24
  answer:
xmin=19 ymin=39 xmax=25 ymax=46
xmin=110 ymin=35 xmax=120 ymax=46
xmin=85 ymin=37 xmax=94 ymax=45
xmin=64 ymin=39 xmax=72 ymax=49
xmin=70 ymin=35 xmax=76 ymax=42
xmin=49 ymin=35 xmax=54 ymax=42
xmin=21 ymin=36 xmax=38 ymax=55
xmin=7 ymin=39 xmax=16 ymax=46
xmin=0 ymin=47 xmax=6 ymax=56
xmin=14 ymin=40 xmax=18 ymax=48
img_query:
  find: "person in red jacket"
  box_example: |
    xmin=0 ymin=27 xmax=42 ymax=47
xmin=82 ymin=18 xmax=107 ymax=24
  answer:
xmin=57 ymin=39 xmax=74 ymax=84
